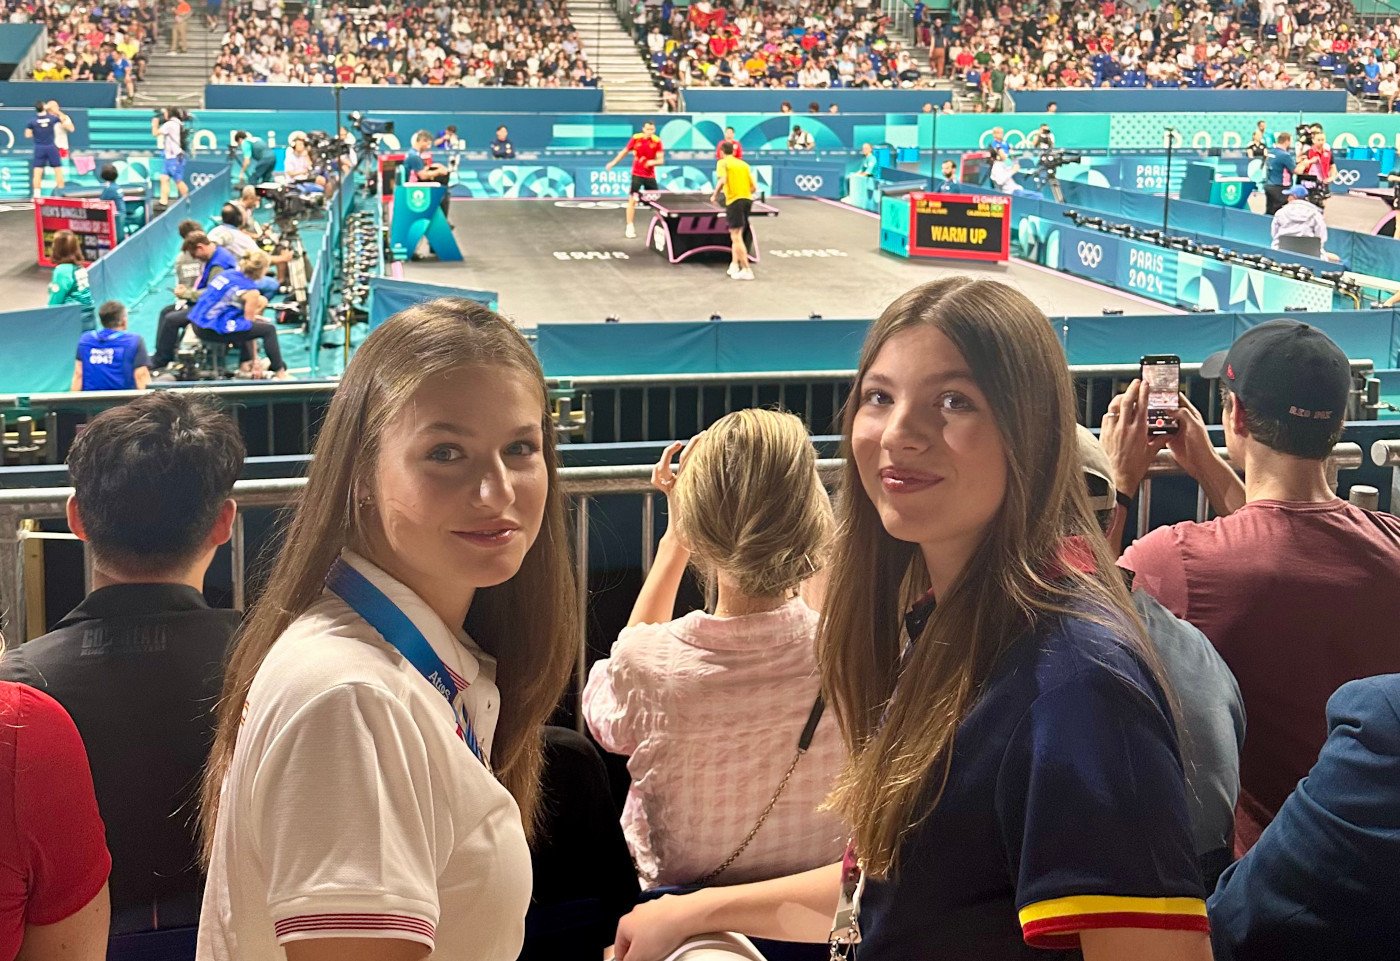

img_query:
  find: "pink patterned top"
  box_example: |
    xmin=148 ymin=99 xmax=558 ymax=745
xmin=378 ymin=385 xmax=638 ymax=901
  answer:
xmin=583 ymin=598 xmax=848 ymax=889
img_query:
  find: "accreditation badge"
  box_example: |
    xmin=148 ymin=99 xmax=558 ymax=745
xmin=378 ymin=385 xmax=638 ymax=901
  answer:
xmin=828 ymin=840 xmax=865 ymax=959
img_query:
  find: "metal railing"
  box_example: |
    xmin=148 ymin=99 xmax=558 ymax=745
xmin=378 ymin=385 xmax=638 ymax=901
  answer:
xmin=1373 ymin=439 xmax=1400 ymax=510
xmin=5 ymin=361 xmax=1376 ymax=458
xmin=0 ymin=445 xmax=1371 ymax=726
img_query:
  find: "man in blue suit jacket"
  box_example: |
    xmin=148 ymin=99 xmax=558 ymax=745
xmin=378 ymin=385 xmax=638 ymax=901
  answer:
xmin=1209 ymin=674 xmax=1400 ymax=960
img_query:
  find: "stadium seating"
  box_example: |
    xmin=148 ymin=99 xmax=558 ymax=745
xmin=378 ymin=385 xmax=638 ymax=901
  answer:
xmin=210 ymin=0 xmax=588 ymax=86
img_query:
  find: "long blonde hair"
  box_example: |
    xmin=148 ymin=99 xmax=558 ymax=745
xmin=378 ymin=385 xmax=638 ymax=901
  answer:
xmin=670 ymin=408 xmax=831 ymax=599
xmin=818 ymin=277 xmax=1154 ymax=877
xmin=199 ymin=298 xmax=576 ymax=861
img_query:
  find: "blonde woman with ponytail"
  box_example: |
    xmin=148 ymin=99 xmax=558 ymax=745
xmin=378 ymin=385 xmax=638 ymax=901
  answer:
xmin=584 ymin=409 xmax=845 ymax=892
xmin=612 ymin=279 xmax=1213 ymax=961
xmin=197 ymin=299 xmax=575 ymax=961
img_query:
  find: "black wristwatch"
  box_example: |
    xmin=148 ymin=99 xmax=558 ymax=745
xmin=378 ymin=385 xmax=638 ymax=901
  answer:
xmin=1115 ymin=490 xmax=1134 ymax=510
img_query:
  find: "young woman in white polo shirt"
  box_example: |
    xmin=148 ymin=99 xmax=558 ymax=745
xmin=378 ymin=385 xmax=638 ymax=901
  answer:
xmin=197 ymin=299 xmax=576 ymax=961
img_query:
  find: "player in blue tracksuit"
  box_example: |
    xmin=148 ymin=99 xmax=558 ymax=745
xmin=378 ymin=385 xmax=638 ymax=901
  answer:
xmin=186 ymin=248 xmax=290 ymax=378
xmin=26 ymin=100 xmax=74 ymax=197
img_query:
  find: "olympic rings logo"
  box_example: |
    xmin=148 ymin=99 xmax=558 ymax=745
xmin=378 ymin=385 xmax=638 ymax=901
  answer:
xmin=190 ymin=172 xmax=215 ymax=188
xmin=979 ymin=129 xmax=1033 ymax=148
xmin=793 ymin=174 xmax=824 ymax=191
xmin=1076 ymin=241 xmax=1104 ymax=268
xmin=1334 ymin=168 xmax=1362 ymax=186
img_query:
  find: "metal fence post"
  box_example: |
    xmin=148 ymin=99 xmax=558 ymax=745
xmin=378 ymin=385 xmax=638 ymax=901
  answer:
xmin=573 ymin=495 xmax=591 ymax=733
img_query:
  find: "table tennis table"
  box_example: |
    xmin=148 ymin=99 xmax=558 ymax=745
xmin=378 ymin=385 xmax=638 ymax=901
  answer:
xmin=638 ymin=192 xmax=780 ymax=264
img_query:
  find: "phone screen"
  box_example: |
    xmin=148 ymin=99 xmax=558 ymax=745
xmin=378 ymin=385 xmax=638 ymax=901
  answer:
xmin=1142 ymin=356 xmax=1180 ymax=435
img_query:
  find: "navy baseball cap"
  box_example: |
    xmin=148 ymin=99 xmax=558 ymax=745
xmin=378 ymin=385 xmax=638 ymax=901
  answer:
xmin=1201 ymin=320 xmax=1350 ymax=423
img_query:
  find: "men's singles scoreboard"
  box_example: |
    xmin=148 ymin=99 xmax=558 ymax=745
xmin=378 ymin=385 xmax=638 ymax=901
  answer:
xmin=878 ymin=191 xmax=1011 ymax=263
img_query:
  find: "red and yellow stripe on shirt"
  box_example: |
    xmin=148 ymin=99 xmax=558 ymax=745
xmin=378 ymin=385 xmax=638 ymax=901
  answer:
xmin=1019 ymin=895 xmax=1208 ymax=949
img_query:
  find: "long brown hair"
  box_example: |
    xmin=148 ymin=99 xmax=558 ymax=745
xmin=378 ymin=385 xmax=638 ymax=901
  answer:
xmin=50 ymin=229 xmax=83 ymax=266
xmin=818 ymin=277 xmax=1154 ymax=877
xmin=199 ymin=298 xmax=577 ymax=862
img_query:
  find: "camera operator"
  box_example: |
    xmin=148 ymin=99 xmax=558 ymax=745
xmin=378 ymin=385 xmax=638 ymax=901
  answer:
xmin=403 ymin=128 xmax=452 ymax=218
xmin=233 ymin=130 xmax=275 ymax=185
xmin=210 ymin=203 xmax=290 ymax=297
xmin=187 ymin=248 xmax=291 ymax=379
xmin=1263 ymin=131 xmax=1296 ymax=215
xmin=153 ymin=107 xmax=189 ymax=209
xmin=1028 ymin=123 xmax=1055 ymax=150
xmin=281 ymin=134 xmax=327 ymax=191
xmin=986 ymin=125 xmax=1012 ymax=156
xmin=988 ymin=144 xmax=1019 ymax=193
xmin=151 ymin=230 xmax=238 ymax=371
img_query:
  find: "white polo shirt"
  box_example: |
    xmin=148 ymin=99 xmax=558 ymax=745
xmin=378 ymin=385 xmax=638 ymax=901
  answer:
xmin=197 ymin=551 xmax=531 ymax=961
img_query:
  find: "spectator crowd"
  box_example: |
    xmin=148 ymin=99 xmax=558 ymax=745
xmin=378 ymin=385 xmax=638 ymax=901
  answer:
xmin=14 ymin=0 xmax=154 ymax=99
xmin=209 ymin=0 xmax=592 ymax=86
xmin=627 ymin=0 xmax=1400 ymax=105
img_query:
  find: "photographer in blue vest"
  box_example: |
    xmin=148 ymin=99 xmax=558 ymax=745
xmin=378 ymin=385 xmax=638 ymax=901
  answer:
xmin=187 ymin=248 xmax=292 ymax=379
xmin=73 ymin=301 xmax=151 ymax=391
xmin=151 ymin=230 xmax=239 ymax=370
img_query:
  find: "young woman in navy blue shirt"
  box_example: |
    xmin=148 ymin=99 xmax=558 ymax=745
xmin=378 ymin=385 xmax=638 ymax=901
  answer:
xmin=614 ymin=277 xmax=1212 ymax=961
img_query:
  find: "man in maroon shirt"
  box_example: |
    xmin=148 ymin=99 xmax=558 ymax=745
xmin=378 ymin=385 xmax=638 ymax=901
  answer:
xmin=1101 ymin=321 xmax=1400 ymax=842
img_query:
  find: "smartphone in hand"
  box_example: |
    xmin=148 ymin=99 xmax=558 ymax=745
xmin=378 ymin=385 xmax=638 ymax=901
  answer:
xmin=1141 ymin=354 xmax=1180 ymax=436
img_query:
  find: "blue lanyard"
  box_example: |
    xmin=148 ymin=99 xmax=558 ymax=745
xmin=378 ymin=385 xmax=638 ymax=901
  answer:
xmin=325 ymin=558 xmax=487 ymax=767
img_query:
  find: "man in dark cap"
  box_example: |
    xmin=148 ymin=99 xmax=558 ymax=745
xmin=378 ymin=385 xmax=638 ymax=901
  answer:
xmin=1100 ymin=321 xmax=1400 ymax=840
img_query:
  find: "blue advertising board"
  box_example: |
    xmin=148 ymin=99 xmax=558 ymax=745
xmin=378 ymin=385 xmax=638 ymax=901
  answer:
xmin=1333 ymin=157 xmax=1382 ymax=194
xmin=1020 ymin=215 xmax=1336 ymax=312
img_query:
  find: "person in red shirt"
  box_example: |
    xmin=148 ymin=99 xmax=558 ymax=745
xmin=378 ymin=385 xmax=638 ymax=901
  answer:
xmin=714 ymin=126 xmax=742 ymax=160
xmin=1301 ymin=125 xmax=1336 ymax=188
xmin=0 ymin=682 xmax=110 ymax=961
xmin=605 ymin=120 xmax=665 ymax=239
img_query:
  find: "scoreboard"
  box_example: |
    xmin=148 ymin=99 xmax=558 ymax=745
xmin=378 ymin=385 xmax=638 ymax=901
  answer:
xmin=905 ymin=193 xmax=1011 ymax=262
xmin=33 ymin=197 xmax=117 ymax=267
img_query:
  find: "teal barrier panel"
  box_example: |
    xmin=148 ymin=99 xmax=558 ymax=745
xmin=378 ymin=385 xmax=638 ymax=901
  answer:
xmin=534 ymin=309 xmax=1400 ymax=376
xmin=682 ymin=89 xmax=951 ymax=112
xmin=1009 ymin=90 xmax=1346 ymax=114
xmin=203 ymin=85 xmax=604 ymax=112
xmin=0 ymin=81 xmax=116 ymax=107
xmin=1234 ymin=311 xmax=1399 ymax=368
xmin=0 ymin=304 xmax=88 ymax=393
xmin=1067 ymin=313 xmax=1239 ymax=365
xmin=29 ymin=107 xmax=1400 ymax=161
xmin=306 ymin=177 xmax=358 ymax=375
xmin=87 ymin=166 xmax=230 ymax=312
xmin=365 ymin=277 xmax=500 ymax=331
xmin=714 ymin=320 xmax=871 ymax=372
xmin=75 ymin=109 xmax=926 ymax=156
xmin=0 ymin=24 xmax=42 ymax=62
xmin=536 ymin=322 xmax=719 ymax=376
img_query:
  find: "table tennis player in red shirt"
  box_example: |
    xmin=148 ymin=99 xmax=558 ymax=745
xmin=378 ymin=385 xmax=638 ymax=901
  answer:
xmin=606 ymin=120 xmax=665 ymax=239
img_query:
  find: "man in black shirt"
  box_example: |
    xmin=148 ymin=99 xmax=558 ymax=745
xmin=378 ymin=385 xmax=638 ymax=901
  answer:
xmin=0 ymin=391 xmax=245 ymax=935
